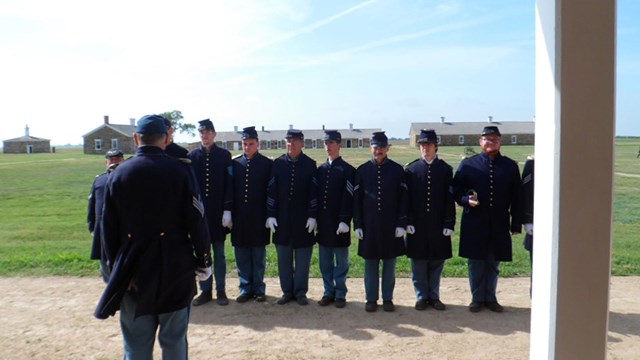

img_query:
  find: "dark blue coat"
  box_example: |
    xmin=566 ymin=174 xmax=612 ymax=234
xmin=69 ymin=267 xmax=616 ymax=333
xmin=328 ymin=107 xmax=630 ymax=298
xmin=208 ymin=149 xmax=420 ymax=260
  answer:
xmin=230 ymin=152 xmax=272 ymax=248
xmin=354 ymin=158 xmax=408 ymax=260
xmin=95 ymin=146 xmax=211 ymax=319
xmin=315 ymin=157 xmax=355 ymax=248
xmin=188 ymin=144 xmax=233 ymax=243
xmin=451 ymin=152 xmax=522 ymax=261
xmin=88 ymin=171 xmax=109 ymax=260
xmin=522 ymin=159 xmax=534 ymax=252
xmin=405 ymin=157 xmax=455 ymax=260
xmin=165 ymin=142 xmax=189 ymax=159
xmin=267 ymin=153 xmax=318 ymax=249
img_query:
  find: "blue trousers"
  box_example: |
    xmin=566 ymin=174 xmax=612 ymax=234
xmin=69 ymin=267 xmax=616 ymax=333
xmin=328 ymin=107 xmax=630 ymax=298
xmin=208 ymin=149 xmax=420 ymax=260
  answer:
xmin=364 ymin=258 xmax=397 ymax=302
xmin=119 ymin=292 xmax=189 ymax=360
xmin=198 ymin=241 xmax=226 ymax=292
xmin=276 ymin=244 xmax=313 ymax=298
xmin=318 ymin=245 xmax=349 ymax=300
xmin=234 ymin=246 xmax=267 ymax=296
xmin=410 ymin=259 xmax=445 ymax=301
xmin=468 ymin=256 xmax=501 ymax=302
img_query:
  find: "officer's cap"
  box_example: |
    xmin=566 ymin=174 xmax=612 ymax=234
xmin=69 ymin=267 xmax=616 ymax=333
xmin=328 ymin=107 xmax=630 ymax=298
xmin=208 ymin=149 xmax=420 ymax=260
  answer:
xmin=285 ymin=129 xmax=304 ymax=140
xmin=198 ymin=119 xmax=215 ymax=132
xmin=417 ymin=129 xmax=438 ymax=144
xmin=105 ymin=149 xmax=124 ymax=159
xmin=481 ymin=126 xmax=501 ymax=137
xmin=241 ymin=126 xmax=258 ymax=140
xmin=370 ymin=131 xmax=388 ymax=147
xmin=136 ymin=115 xmax=168 ymax=135
xmin=323 ymin=130 xmax=341 ymax=143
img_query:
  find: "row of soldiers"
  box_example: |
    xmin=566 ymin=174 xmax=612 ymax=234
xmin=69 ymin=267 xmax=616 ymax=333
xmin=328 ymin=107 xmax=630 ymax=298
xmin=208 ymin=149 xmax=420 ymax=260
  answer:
xmin=88 ymin=115 xmax=532 ymax=358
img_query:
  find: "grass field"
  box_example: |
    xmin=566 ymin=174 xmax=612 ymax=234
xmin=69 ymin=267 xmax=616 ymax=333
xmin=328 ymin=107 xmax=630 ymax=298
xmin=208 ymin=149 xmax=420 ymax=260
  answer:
xmin=1 ymin=139 xmax=638 ymax=277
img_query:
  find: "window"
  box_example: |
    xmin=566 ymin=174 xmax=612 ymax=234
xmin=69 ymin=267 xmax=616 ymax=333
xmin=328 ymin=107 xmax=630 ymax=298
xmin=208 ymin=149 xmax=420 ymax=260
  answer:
xmin=111 ymin=138 xmax=119 ymax=149
xmin=312 ymin=139 xmax=317 ymax=149
xmin=511 ymin=135 xmax=518 ymax=144
xmin=458 ymin=135 xmax=465 ymax=145
xmin=94 ymin=139 xmax=102 ymax=150
xmin=437 ymin=135 xmax=442 ymax=144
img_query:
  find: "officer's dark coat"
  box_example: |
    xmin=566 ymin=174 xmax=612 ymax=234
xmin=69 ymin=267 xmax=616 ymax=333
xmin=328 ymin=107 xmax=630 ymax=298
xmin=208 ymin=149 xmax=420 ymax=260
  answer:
xmin=88 ymin=171 xmax=109 ymax=260
xmin=521 ymin=159 xmax=534 ymax=252
xmin=267 ymin=153 xmax=318 ymax=249
xmin=188 ymin=144 xmax=233 ymax=243
xmin=315 ymin=157 xmax=356 ymax=248
xmin=451 ymin=152 xmax=522 ymax=261
xmin=405 ymin=157 xmax=455 ymax=260
xmin=353 ymin=157 xmax=408 ymax=259
xmin=230 ymin=152 xmax=272 ymax=248
xmin=95 ymin=146 xmax=211 ymax=319
xmin=165 ymin=142 xmax=189 ymax=159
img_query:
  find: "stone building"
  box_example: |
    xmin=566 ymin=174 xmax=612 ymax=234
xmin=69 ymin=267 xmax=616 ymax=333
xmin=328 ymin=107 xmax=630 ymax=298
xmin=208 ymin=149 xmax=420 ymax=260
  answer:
xmin=82 ymin=116 xmax=136 ymax=155
xmin=3 ymin=125 xmax=51 ymax=154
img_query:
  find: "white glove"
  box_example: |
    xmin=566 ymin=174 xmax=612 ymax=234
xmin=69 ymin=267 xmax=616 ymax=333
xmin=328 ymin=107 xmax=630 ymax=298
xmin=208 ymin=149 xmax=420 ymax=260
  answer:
xmin=336 ymin=222 xmax=350 ymax=235
xmin=442 ymin=228 xmax=453 ymax=236
xmin=195 ymin=266 xmax=212 ymax=282
xmin=355 ymin=228 xmax=364 ymax=239
xmin=395 ymin=227 xmax=405 ymax=238
xmin=306 ymin=217 xmax=317 ymax=233
xmin=266 ymin=217 xmax=278 ymax=232
xmin=406 ymin=225 xmax=415 ymax=235
xmin=222 ymin=210 xmax=232 ymax=229
xmin=525 ymin=223 xmax=534 ymax=236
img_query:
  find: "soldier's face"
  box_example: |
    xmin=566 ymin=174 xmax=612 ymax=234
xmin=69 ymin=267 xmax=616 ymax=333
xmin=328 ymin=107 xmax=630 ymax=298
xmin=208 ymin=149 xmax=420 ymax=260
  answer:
xmin=371 ymin=145 xmax=389 ymax=164
xmin=420 ymin=142 xmax=437 ymax=160
xmin=480 ymin=135 xmax=501 ymax=155
xmin=286 ymin=138 xmax=303 ymax=157
xmin=200 ymin=129 xmax=216 ymax=147
xmin=324 ymin=140 xmax=341 ymax=159
xmin=105 ymin=156 xmax=124 ymax=167
xmin=242 ymin=138 xmax=259 ymax=158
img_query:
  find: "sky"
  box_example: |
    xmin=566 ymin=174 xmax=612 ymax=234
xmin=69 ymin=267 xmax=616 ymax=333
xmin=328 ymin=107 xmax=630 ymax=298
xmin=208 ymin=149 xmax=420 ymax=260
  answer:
xmin=1 ymin=0 xmax=638 ymax=146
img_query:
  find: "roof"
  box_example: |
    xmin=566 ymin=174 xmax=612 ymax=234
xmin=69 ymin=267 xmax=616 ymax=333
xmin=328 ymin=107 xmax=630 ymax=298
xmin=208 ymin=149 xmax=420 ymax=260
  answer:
xmin=214 ymin=128 xmax=382 ymax=142
xmin=409 ymin=121 xmax=535 ymax=135
xmin=82 ymin=124 xmax=136 ymax=138
xmin=4 ymin=135 xmax=50 ymax=142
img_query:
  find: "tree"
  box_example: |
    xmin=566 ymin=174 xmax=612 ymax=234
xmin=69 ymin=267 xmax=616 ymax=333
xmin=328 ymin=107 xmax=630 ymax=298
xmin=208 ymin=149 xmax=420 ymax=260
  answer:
xmin=158 ymin=110 xmax=196 ymax=137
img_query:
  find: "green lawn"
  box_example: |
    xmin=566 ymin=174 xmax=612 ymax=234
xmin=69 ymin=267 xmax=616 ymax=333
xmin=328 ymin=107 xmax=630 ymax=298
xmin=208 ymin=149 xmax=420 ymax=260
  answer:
xmin=0 ymin=140 xmax=638 ymax=277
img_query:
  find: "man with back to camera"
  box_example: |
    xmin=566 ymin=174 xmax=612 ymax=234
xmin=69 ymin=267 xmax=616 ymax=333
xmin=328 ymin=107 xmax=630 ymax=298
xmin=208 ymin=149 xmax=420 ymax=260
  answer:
xmin=94 ymin=114 xmax=212 ymax=359
xmin=189 ymin=119 xmax=233 ymax=306
xmin=266 ymin=129 xmax=318 ymax=305
xmin=230 ymin=126 xmax=273 ymax=303
xmin=315 ymin=130 xmax=355 ymax=308
xmin=404 ymin=129 xmax=456 ymax=311
xmin=353 ymin=131 xmax=408 ymax=312
xmin=451 ymin=125 xmax=522 ymax=313
xmin=88 ymin=148 xmax=125 ymax=283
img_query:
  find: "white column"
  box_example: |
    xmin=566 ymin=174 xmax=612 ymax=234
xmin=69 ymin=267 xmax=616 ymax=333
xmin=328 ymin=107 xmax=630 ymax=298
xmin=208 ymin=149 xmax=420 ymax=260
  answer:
xmin=531 ymin=1 xmax=616 ymax=359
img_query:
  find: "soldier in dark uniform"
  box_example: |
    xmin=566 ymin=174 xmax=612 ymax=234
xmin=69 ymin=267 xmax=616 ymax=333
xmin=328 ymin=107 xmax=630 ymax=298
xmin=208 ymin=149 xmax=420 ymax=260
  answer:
xmin=315 ymin=130 xmax=355 ymax=309
xmin=162 ymin=117 xmax=189 ymax=158
xmin=521 ymin=156 xmax=534 ymax=295
xmin=266 ymin=129 xmax=318 ymax=305
xmin=231 ymin=126 xmax=273 ymax=303
xmin=451 ymin=125 xmax=522 ymax=313
xmin=188 ymin=119 xmax=233 ymax=306
xmin=405 ymin=129 xmax=455 ymax=311
xmin=87 ymin=149 xmax=125 ymax=283
xmin=353 ymin=131 xmax=408 ymax=312
xmin=94 ymin=114 xmax=212 ymax=359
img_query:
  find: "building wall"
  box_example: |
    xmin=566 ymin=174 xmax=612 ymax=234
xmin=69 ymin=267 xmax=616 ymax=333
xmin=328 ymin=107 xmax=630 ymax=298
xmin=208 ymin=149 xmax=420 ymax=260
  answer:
xmin=3 ymin=140 xmax=51 ymax=153
xmin=411 ymin=133 xmax=535 ymax=147
xmin=84 ymin=128 xmax=135 ymax=155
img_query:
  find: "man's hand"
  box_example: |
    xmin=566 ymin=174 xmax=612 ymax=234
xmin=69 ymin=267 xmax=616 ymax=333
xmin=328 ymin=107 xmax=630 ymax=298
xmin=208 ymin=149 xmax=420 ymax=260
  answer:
xmin=195 ymin=266 xmax=212 ymax=281
xmin=355 ymin=228 xmax=364 ymax=239
xmin=395 ymin=227 xmax=406 ymax=238
xmin=525 ymin=223 xmax=534 ymax=236
xmin=306 ymin=218 xmax=317 ymax=233
xmin=442 ymin=228 xmax=453 ymax=236
xmin=406 ymin=225 xmax=415 ymax=235
xmin=265 ymin=217 xmax=278 ymax=232
xmin=222 ymin=210 xmax=232 ymax=229
xmin=336 ymin=222 xmax=350 ymax=235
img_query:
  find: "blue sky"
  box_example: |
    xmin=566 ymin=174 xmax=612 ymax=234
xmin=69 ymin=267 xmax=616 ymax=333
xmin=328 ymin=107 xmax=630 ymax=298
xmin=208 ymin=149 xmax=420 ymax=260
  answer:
xmin=1 ymin=0 xmax=637 ymax=145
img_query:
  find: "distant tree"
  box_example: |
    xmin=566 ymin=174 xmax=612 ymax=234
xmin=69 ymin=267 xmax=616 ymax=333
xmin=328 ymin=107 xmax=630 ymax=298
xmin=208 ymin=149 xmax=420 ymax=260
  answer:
xmin=158 ymin=110 xmax=196 ymax=137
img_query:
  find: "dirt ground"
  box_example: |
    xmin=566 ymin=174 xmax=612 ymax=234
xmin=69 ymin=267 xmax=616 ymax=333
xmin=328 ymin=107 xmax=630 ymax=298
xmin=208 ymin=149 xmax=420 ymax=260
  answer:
xmin=0 ymin=276 xmax=638 ymax=360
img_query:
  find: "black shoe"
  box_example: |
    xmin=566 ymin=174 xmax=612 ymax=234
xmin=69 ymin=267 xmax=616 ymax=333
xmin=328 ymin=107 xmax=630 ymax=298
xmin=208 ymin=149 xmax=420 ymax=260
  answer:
xmin=254 ymin=294 xmax=266 ymax=303
xmin=216 ymin=291 xmax=229 ymax=306
xmin=414 ymin=299 xmax=428 ymax=311
xmin=296 ymin=296 xmax=308 ymax=305
xmin=192 ymin=291 xmax=212 ymax=306
xmin=469 ymin=301 xmax=482 ymax=312
xmin=485 ymin=301 xmax=504 ymax=313
xmin=365 ymin=301 xmax=377 ymax=312
xmin=277 ymin=295 xmax=292 ymax=305
xmin=335 ymin=298 xmax=346 ymax=308
xmin=236 ymin=293 xmax=252 ymax=303
xmin=382 ymin=300 xmax=395 ymax=312
xmin=318 ymin=296 xmax=334 ymax=306
xmin=429 ymin=299 xmax=446 ymax=311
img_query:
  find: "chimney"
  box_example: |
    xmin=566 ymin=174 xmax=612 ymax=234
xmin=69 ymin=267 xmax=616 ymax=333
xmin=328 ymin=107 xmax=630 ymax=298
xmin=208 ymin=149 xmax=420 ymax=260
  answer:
xmin=25 ymin=124 xmax=30 ymax=137
xmin=440 ymin=116 xmax=445 ymax=123
xmin=104 ymin=115 xmax=109 ymax=124
xmin=261 ymin=126 xmax=265 ymax=131
xmin=129 ymin=118 xmax=135 ymax=126
xmin=322 ymin=124 xmax=325 ymax=130
xmin=234 ymin=126 xmax=238 ymax=132
xmin=349 ymin=123 xmax=353 ymax=130
xmin=488 ymin=115 xmax=493 ymax=123
xmin=289 ymin=124 xmax=293 ymax=129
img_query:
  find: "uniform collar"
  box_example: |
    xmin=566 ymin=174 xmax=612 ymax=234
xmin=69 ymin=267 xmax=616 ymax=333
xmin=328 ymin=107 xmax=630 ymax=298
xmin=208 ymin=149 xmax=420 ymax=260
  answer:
xmin=136 ymin=146 xmax=165 ymax=156
xmin=327 ymin=156 xmax=342 ymax=166
xmin=421 ymin=155 xmax=438 ymax=165
xmin=480 ymin=152 xmax=501 ymax=161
